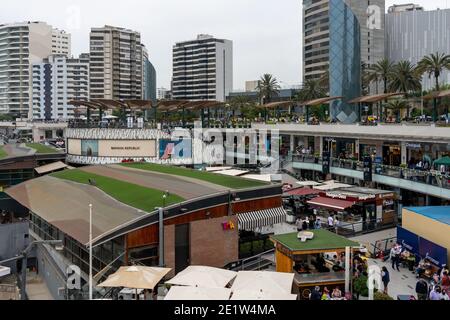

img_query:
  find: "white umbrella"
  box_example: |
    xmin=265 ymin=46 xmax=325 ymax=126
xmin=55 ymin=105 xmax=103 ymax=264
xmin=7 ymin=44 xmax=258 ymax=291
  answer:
xmin=165 ymin=266 xmax=237 ymax=288
xmin=97 ymin=266 xmax=171 ymax=290
xmin=230 ymin=271 xmax=294 ymax=295
xmin=230 ymin=289 xmax=297 ymax=301
xmin=165 ymin=286 xmax=232 ymax=301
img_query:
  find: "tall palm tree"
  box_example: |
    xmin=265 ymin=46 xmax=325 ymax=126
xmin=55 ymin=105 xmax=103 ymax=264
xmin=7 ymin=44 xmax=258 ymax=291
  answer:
xmin=367 ymin=58 xmax=395 ymax=94
xmin=418 ymin=52 xmax=450 ymax=121
xmin=297 ymin=79 xmax=327 ymax=122
xmin=256 ymin=74 xmax=281 ymax=104
xmin=389 ymin=60 xmax=422 ymax=95
xmin=384 ymin=99 xmax=409 ymax=123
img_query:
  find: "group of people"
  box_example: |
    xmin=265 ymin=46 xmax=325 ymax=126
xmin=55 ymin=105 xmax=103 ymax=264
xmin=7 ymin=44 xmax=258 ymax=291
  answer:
xmin=295 ymin=215 xmax=322 ymax=232
xmin=309 ymin=286 xmax=345 ymax=300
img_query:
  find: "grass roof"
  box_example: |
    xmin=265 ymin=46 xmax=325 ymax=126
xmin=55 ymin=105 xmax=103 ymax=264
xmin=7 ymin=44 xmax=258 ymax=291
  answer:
xmin=51 ymin=169 xmax=185 ymax=212
xmin=0 ymin=146 xmax=7 ymax=159
xmin=271 ymin=229 xmax=360 ymax=252
xmin=26 ymin=143 xmax=59 ymax=154
xmin=121 ymin=163 xmax=269 ymax=189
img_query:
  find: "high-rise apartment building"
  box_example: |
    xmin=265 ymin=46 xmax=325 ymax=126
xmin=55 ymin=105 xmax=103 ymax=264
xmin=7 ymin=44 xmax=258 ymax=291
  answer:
xmin=386 ymin=6 xmax=450 ymax=90
xmin=387 ymin=3 xmax=424 ymax=13
xmin=172 ymin=34 xmax=233 ymax=102
xmin=0 ymin=22 xmax=71 ymax=116
xmin=89 ymin=25 xmax=143 ymax=100
xmin=32 ymin=54 xmax=89 ymax=120
xmin=52 ymin=29 xmax=71 ymax=56
xmin=302 ymin=0 xmax=385 ymax=123
xmin=142 ymin=47 xmax=157 ymax=104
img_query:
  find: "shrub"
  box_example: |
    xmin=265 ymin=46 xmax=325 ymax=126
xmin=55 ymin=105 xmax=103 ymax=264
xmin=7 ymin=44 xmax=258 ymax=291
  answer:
xmin=374 ymin=291 xmax=394 ymax=300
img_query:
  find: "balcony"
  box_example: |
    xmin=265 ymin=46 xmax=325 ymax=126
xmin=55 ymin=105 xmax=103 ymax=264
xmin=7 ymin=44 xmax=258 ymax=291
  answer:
xmin=292 ymin=155 xmax=450 ymax=200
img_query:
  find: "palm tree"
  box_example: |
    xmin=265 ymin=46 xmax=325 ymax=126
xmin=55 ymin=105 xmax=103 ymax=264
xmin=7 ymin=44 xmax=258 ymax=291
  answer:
xmin=384 ymin=99 xmax=409 ymax=123
xmin=367 ymin=58 xmax=395 ymax=94
xmin=389 ymin=60 xmax=422 ymax=97
xmin=256 ymin=74 xmax=281 ymax=104
xmin=297 ymin=79 xmax=327 ymax=122
xmin=418 ymin=52 xmax=450 ymax=121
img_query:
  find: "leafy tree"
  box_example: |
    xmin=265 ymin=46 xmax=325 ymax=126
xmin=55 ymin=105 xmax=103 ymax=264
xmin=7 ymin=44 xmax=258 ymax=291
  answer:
xmin=389 ymin=60 xmax=422 ymax=96
xmin=367 ymin=58 xmax=395 ymax=94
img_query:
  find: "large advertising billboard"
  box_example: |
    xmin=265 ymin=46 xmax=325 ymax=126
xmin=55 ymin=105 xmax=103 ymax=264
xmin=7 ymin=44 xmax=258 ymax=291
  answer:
xmin=159 ymin=139 xmax=192 ymax=160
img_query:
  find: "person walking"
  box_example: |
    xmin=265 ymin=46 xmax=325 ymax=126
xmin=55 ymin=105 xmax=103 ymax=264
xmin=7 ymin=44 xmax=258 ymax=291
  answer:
xmin=309 ymin=286 xmax=322 ymax=300
xmin=327 ymin=215 xmax=335 ymax=232
xmin=415 ymin=278 xmax=429 ymax=300
xmin=381 ymin=267 xmax=390 ymax=295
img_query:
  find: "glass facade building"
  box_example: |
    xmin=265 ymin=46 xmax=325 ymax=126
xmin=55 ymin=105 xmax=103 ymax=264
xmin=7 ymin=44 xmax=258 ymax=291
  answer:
xmin=329 ymin=0 xmax=361 ymax=123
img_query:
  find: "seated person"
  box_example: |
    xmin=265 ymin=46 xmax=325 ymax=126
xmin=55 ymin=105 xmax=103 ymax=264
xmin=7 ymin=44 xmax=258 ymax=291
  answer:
xmin=312 ymin=254 xmax=330 ymax=273
xmin=415 ymin=259 xmax=432 ymax=278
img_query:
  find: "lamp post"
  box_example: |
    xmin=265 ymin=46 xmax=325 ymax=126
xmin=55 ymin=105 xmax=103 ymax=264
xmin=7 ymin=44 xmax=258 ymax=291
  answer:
xmin=158 ymin=191 xmax=169 ymax=268
xmin=89 ymin=204 xmax=93 ymax=301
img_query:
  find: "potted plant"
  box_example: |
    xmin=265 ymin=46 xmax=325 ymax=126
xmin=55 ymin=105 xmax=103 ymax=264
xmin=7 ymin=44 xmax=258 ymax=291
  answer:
xmin=374 ymin=291 xmax=394 ymax=300
xmin=353 ymin=275 xmax=369 ymax=300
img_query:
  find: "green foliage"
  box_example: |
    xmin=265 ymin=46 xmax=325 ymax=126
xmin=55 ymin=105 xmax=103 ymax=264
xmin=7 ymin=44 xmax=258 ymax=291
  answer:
xmin=418 ymin=52 xmax=450 ymax=90
xmin=0 ymin=146 xmax=8 ymax=159
xmin=256 ymin=74 xmax=281 ymax=103
xmin=353 ymin=275 xmax=369 ymax=297
xmin=374 ymin=292 xmax=394 ymax=301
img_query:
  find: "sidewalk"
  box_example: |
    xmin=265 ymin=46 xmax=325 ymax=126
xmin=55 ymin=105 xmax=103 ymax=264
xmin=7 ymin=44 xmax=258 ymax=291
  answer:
xmin=26 ymin=271 xmax=53 ymax=300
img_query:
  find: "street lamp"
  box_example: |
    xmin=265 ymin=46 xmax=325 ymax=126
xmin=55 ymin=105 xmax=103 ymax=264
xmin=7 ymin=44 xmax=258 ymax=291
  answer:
xmin=89 ymin=203 xmax=93 ymax=301
xmin=156 ymin=191 xmax=169 ymax=268
xmin=0 ymin=239 xmax=63 ymax=300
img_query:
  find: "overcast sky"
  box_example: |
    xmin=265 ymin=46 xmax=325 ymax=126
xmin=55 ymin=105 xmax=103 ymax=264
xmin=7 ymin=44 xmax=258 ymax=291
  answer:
xmin=1 ymin=0 xmax=449 ymax=90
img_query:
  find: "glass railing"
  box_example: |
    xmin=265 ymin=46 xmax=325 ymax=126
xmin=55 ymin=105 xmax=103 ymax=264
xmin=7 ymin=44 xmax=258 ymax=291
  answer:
xmin=292 ymin=155 xmax=450 ymax=190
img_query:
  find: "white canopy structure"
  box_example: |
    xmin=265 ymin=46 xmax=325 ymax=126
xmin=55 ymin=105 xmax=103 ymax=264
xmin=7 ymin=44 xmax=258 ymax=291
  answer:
xmin=241 ymin=174 xmax=273 ymax=183
xmin=165 ymin=266 xmax=237 ymax=289
xmin=230 ymin=271 xmax=294 ymax=295
xmin=296 ymin=181 xmax=323 ymax=187
xmin=214 ymin=169 xmax=249 ymax=177
xmin=165 ymin=286 xmax=232 ymax=301
xmin=97 ymin=266 xmax=171 ymax=290
xmin=313 ymin=183 xmax=352 ymax=191
xmin=230 ymin=289 xmax=297 ymax=301
xmin=204 ymin=167 xmax=233 ymax=172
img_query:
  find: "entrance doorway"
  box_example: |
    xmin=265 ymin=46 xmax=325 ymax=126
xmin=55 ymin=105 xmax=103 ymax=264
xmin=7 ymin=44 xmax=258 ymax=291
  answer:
xmin=175 ymin=224 xmax=190 ymax=274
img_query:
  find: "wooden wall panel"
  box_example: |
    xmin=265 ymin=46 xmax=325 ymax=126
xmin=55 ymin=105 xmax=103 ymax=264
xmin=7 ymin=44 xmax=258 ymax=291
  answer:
xmin=232 ymin=196 xmax=282 ymax=213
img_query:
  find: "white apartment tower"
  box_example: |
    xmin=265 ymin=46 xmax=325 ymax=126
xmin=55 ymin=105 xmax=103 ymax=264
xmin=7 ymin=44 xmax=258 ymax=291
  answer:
xmin=32 ymin=54 xmax=89 ymax=120
xmin=172 ymin=34 xmax=233 ymax=102
xmin=89 ymin=25 xmax=143 ymax=100
xmin=0 ymin=21 xmax=71 ymax=117
xmin=52 ymin=29 xmax=71 ymax=56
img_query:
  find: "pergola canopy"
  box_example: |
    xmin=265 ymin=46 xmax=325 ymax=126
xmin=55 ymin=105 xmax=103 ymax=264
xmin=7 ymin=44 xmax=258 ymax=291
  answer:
xmin=348 ymin=93 xmax=405 ymax=104
xmin=423 ymin=89 xmax=450 ymax=100
xmin=262 ymin=101 xmax=296 ymax=109
xmin=300 ymin=96 xmax=343 ymax=106
xmin=69 ymin=99 xmax=153 ymax=110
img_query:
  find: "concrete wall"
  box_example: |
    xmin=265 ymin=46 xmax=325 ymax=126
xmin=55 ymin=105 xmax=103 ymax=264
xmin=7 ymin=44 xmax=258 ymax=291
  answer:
xmin=0 ymin=222 xmax=29 ymax=273
xmin=402 ymin=208 xmax=450 ymax=263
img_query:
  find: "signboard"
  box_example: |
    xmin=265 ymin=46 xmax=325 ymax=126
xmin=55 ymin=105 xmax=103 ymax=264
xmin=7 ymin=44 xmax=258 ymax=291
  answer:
xmin=419 ymin=237 xmax=448 ymax=267
xmin=397 ymin=227 xmax=420 ymax=256
xmin=397 ymin=227 xmax=448 ymax=267
xmin=322 ymin=151 xmax=330 ymax=175
xmin=363 ymin=156 xmax=373 ymax=182
xmin=222 ymin=221 xmax=236 ymax=231
xmin=98 ymin=140 xmax=156 ymax=158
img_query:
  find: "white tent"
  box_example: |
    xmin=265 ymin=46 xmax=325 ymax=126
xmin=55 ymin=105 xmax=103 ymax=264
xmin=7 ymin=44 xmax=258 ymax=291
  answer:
xmin=230 ymin=271 xmax=294 ymax=295
xmin=165 ymin=266 xmax=237 ymax=289
xmin=165 ymin=286 xmax=232 ymax=301
xmin=313 ymin=183 xmax=352 ymax=191
xmin=205 ymin=167 xmax=233 ymax=172
xmin=230 ymin=289 xmax=297 ymax=301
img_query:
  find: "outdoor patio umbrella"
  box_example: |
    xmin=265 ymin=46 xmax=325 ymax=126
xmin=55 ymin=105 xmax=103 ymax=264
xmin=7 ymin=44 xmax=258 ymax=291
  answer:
xmin=230 ymin=289 xmax=298 ymax=301
xmin=165 ymin=266 xmax=237 ymax=288
xmin=97 ymin=266 xmax=172 ymax=299
xmin=434 ymin=156 xmax=450 ymax=166
xmin=164 ymin=286 xmax=232 ymax=300
xmin=230 ymin=271 xmax=295 ymax=295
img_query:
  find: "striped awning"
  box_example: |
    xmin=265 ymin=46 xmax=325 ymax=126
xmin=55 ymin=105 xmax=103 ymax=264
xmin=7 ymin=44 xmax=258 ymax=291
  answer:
xmin=237 ymin=207 xmax=287 ymax=231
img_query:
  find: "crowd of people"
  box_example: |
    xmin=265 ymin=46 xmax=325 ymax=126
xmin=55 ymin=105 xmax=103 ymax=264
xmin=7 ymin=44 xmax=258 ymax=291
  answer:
xmin=385 ymin=242 xmax=450 ymax=300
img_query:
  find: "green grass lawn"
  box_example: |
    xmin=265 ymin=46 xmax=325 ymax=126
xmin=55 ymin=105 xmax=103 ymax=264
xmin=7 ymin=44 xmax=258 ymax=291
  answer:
xmin=121 ymin=163 xmax=269 ymax=189
xmin=26 ymin=143 xmax=58 ymax=154
xmin=52 ymin=169 xmax=185 ymax=212
xmin=0 ymin=146 xmax=7 ymax=159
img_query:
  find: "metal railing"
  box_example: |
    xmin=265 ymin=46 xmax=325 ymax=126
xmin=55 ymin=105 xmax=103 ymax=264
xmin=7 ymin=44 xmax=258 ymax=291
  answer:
xmin=224 ymin=249 xmax=275 ymax=271
xmin=292 ymin=155 xmax=450 ymax=190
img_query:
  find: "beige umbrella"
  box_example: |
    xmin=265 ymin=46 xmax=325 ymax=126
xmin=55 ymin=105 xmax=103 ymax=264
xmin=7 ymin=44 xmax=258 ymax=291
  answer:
xmin=231 ymin=289 xmax=298 ymax=301
xmin=164 ymin=286 xmax=232 ymax=301
xmin=230 ymin=271 xmax=294 ymax=295
xmin=165 ymin=266 xmax=237 ymax=288
xmin=97 ymin=266 xmax=172 ymax=299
